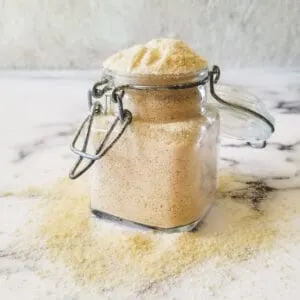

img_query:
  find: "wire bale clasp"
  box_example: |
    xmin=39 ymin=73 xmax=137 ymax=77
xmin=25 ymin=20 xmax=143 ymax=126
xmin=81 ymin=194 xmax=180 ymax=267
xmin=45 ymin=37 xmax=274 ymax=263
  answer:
xmin=69 ymin=80 xmax=132 ymax=179
xmin=69 ymin=65 xmax=274 ymax=179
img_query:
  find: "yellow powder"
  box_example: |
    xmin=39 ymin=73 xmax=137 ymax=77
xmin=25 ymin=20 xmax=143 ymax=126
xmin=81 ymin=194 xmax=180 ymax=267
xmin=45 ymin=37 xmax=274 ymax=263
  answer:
xmin=19 ymin=185 xmax=45 ymax=197
xmin=0 ymin=191 xmax=14 ymax=197
xmin=91 ymin=87 xmax=218 ymax=229
xmin=0 ymin=186 xmax=44 ymax=198
xmin=93 ymin=40 xmax=214 ymax=229
xmin=24 ymin=173 xmax=278 ymax=291
xmin=103 ymin=39 xmax=207 ymax=75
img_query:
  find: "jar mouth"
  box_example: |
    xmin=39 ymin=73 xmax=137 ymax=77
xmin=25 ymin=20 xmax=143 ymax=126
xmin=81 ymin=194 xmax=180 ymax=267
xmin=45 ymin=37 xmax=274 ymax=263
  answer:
xmin=102 ymin=67 xmax=209 ymax=86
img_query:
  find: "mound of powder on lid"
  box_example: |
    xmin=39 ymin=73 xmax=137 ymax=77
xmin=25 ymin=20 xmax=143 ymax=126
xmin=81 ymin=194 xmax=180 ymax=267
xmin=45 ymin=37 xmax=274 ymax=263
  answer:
xmin=102 ymin=39 xmax=208 ymax=75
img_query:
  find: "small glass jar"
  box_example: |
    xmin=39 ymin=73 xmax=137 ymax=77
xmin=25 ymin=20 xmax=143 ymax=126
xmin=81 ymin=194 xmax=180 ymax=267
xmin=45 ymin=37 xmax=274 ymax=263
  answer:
xmin=70 ymin=65 xmax=274 ymax=232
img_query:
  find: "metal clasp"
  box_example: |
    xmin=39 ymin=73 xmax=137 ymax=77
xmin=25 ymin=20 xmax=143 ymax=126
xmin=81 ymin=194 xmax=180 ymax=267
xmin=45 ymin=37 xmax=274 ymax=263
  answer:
xmin=69 ymin=66 xmax=274 ymax=179
xmin=69 ymin=80 xmax=132 ymax=180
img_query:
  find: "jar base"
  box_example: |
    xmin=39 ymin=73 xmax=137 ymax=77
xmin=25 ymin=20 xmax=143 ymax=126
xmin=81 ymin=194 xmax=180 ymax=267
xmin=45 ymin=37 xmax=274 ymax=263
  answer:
xmin=91 ymin=204 xmax=213 ymax=233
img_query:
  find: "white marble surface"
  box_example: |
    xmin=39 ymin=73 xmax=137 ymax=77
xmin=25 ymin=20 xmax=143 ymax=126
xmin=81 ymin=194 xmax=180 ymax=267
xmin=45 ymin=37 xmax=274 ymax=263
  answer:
xmin=0 ymin=70 xmax=300 ymax=299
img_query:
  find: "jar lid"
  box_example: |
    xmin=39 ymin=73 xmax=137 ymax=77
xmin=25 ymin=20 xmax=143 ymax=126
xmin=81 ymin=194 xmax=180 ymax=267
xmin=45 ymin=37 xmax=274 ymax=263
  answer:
xmin=208 ymin=84 xmax=275 ymax=146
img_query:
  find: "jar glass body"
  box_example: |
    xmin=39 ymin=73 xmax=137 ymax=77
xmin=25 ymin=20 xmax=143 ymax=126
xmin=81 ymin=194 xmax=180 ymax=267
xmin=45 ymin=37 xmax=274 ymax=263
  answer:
xmin=90 ymin=72 xmax=220 ymax=232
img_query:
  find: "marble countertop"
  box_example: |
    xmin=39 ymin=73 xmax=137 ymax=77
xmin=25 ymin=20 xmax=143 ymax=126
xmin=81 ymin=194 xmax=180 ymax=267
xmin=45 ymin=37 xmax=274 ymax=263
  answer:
xmin=0 ymin=70 xmax=300 ymax=300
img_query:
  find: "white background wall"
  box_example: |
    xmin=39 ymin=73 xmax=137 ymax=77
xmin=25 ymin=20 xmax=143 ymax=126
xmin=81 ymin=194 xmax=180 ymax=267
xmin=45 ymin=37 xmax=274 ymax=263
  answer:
xmin=0 ymin=0 xmax=299 ymax=69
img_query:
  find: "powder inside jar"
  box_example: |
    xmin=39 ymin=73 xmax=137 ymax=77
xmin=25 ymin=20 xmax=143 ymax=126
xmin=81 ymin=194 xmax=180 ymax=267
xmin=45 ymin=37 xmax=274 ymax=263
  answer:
xmin=91 ymin=39 xmax=218 ymax=230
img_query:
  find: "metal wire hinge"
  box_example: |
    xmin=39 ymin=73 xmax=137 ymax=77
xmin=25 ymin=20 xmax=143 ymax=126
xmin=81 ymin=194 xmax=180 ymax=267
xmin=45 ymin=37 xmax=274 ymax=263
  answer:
xmin=69 ymin=81 xmax=132 ymax=179
xmin=69 ymin=66 xmax=274 ymax=179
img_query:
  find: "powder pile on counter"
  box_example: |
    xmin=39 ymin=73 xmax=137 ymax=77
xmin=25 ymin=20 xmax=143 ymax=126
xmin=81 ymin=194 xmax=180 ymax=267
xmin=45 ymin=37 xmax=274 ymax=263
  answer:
xmin=16 ymin=173 xmax=280 ymax=292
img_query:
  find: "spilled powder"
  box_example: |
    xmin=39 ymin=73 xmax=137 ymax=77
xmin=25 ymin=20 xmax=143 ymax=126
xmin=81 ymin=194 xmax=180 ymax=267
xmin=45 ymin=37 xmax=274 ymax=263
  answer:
xmin=18 ymin=173 xmax=281 ymax=291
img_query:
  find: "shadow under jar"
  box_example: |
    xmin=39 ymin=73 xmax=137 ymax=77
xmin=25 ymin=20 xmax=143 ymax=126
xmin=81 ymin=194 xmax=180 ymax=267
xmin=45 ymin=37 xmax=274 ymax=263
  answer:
xmin=69 ymin=66 xmax=274 ymax=232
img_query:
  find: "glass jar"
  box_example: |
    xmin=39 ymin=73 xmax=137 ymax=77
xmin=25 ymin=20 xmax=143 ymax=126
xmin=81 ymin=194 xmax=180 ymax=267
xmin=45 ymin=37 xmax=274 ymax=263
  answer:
xmin=69 ymin=65 xmax=274 ymax=232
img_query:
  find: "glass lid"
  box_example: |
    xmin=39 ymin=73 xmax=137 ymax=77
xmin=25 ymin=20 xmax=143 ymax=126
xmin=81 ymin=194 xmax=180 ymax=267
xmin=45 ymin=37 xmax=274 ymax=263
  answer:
xmin=207 ymin=67 xmax=275 ymax=147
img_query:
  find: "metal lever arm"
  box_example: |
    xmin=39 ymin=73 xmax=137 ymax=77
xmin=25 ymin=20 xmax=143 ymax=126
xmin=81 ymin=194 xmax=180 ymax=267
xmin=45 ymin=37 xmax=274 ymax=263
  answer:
xmin=209 ymin=65 xmax=274 ymax=149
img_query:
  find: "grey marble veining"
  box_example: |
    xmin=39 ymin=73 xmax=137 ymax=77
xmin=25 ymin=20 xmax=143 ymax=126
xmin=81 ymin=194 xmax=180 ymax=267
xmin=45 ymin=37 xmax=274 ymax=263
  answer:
xmin=0 ymin=70 xmax=300 ymax=299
